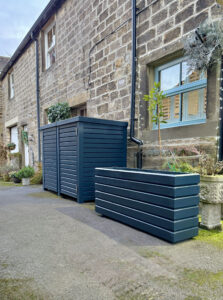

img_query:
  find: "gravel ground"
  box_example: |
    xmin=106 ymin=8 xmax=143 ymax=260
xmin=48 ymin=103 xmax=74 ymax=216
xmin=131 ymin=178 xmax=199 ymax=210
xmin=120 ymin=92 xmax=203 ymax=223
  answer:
xmin=0 ymin=184 xmax=223 ymax=300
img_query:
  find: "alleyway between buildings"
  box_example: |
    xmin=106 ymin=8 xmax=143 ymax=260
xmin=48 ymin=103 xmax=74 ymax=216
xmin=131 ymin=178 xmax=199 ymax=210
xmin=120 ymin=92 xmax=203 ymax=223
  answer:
xmin=0 ymin=183 xmax=223 ymax=300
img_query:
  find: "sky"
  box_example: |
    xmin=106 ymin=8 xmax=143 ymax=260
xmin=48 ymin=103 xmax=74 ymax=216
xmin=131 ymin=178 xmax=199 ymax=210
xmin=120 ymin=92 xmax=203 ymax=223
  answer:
xmin=0 ymin=0 xmax=50 ymax=57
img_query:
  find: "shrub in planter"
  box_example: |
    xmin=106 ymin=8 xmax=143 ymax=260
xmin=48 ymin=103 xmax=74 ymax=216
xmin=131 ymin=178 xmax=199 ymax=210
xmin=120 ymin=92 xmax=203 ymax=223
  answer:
xmin=47 ymin=102 xmax=71 ymax=123
xmin=17 ymin=166 xmax=35 ymax=186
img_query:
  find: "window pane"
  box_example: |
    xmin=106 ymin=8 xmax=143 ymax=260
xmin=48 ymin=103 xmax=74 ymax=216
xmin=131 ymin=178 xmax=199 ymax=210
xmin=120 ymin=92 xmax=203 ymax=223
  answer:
xmin=160 ymin=64 xmax=180 ymax=91
xmin=182 ymin=62 xmax=207 ymax=84
xmin=162 ymin=97 xmax=171 ymax=121
xmin=162 ymin=95 xmax=180 ymax=122
xmin=182 ymin=88 xmax=207 ymax=121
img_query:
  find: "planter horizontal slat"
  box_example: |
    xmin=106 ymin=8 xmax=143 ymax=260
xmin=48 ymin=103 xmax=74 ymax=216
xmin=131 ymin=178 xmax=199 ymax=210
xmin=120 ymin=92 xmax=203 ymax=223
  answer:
xmin=96 ymin=168 xmax=200 ymax=187
xmin=95 ymin=192 xmax=198 ymax=220
xmin=96 ymin=199 xmax=198 ymax=231
xmin=96 ymin=176 xmax=199 ymax=198
xmin=95 ymin=167 xmax=199 ymax=243
xmin=95 ymin=185 xmax=199 ymax=209
xmin=95 ymin=206 xmax=198 ymax=243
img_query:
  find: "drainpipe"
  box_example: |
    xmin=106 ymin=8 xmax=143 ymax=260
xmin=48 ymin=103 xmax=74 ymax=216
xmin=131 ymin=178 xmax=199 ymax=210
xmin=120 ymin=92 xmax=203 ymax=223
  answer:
xmin=31 ymin=33 xmax=41 ymax=162
xmin=218 ymin=55 xmax=223 ymax=161
xmin=130 ymin=0 xmax=143 ymax=168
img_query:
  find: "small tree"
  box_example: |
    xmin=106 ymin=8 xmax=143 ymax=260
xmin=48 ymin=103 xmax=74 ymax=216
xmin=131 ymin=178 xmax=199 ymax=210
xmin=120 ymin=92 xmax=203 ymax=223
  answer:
xmin=143 ymin=82 xmax=167 ymax=154
xmin=47 ymin=102 xmax=71 ymax=123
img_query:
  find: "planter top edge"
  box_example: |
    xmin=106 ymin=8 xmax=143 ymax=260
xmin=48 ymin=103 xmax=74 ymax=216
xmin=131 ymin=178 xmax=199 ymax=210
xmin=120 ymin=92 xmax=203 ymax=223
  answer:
xmin=95 ymin=167 xmax=199 ymax=178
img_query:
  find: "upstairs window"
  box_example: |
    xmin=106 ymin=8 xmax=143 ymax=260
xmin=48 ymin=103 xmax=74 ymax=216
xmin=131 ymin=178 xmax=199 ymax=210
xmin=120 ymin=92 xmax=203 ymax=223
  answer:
xmin=8 ymin=72 xmax=14 ymax=99
xmin=44 ymin=22 xmax=56 ymax=69
xmin=154 ymin=57 xmax=207 ymax=128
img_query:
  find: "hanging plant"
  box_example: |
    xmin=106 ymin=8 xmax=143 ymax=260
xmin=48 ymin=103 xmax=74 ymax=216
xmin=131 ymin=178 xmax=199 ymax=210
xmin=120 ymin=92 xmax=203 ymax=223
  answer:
xmin=6 ymin=142 xmax=16 ymax=151
xmin=21 ymin=130 xmax=28 ymax=145
xmin=184 ymin=19 xmax=223 ymax=72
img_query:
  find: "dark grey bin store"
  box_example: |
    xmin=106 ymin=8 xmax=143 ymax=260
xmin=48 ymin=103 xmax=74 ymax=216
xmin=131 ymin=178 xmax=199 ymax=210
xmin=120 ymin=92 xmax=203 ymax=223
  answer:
xmin=41 ymin=117 xmax=128 ymax=203
xmin=95 ymin=167 xmax=200 ymax=243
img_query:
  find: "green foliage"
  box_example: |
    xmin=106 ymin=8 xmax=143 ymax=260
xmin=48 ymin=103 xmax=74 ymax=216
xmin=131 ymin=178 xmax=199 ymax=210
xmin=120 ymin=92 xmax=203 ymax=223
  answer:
xmin=6 ymin=142 xmax=16 ymax=150
xmin=47 ymin=102 xmax=71 ymax=123
xmin=16 ymin=166 xmax=35 ymax=179
xmin=164 ymin=161 xmax=195 ymax=173
xmin=21 ymin=131 xmax=28 ymax=145
xmin=30 ymin=163 xmax=42 ymax=185
xmin=143 ymin=82 xmax=167 ymax=153
xmin=184 ymin=19 xmax=223 ymax=72
xmin=143 ymin=82 xmax=167 ymax=126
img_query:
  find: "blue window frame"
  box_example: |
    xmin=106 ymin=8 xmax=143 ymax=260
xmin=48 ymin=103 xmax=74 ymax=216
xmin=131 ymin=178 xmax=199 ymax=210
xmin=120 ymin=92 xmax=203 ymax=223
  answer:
xmin=154 ymin=57 xmax=207 ymax=129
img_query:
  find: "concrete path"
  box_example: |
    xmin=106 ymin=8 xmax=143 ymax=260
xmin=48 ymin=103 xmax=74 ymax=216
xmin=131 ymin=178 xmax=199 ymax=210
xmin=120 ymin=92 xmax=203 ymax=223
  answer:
xmin=0 ymin=184 xmax=223 ymax=300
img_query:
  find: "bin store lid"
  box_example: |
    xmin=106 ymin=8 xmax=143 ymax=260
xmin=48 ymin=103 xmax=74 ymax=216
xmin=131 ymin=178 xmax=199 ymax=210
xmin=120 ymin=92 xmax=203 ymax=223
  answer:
xmin=40 ymin=116 xmax=128 ymax=130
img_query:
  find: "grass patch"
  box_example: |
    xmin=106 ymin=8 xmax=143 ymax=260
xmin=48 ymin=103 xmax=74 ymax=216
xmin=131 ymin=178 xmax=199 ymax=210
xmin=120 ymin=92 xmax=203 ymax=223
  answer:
xmin=27 ymin=191 xmax=60 ymax=199
xmin=194 ymin=220 xmax=223 ymax=250
xmin=182 ymin=268 xmax=223 ymax=287
xmin=184 ymin=297 xmax=203 ymax=300
xmin=0 ymin=180 xmax=22 ymax=187
xmin=137 ymin=248 xmax=165 ymax=259
xmin=81 ymin=203 xmax=95 ymax=211
xmin=0 ymin=277 xmax=45 ymax=300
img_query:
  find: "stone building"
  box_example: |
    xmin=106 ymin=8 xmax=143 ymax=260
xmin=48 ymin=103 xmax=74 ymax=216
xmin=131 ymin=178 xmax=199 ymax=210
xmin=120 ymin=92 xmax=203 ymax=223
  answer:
xmin=0 ymin=56 xmax=10 ymax=165
xmin=0 ymin=0 xmax=222 ymax=168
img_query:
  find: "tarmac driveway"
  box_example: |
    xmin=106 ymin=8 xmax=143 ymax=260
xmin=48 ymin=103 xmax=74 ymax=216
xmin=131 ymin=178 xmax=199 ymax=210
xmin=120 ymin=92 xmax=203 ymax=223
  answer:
xmin=0 ymin=184 xmax=223 ymax=300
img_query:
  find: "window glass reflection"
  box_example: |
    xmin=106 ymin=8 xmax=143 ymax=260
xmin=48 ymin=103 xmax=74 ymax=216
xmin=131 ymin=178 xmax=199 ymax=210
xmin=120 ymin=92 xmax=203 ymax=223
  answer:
xmin=160 ymin=64 xmax=180 ymax=91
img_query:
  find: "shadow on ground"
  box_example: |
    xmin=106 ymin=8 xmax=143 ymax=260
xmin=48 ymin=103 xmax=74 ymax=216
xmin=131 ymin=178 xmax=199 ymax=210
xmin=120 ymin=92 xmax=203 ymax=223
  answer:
xmin=57 ymin=205 xmax=168 ymax=247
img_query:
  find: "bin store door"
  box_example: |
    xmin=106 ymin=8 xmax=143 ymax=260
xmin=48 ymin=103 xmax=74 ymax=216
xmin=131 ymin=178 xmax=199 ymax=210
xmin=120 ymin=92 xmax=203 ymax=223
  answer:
xmin=42 ymin=127 xmax=58 ymax=192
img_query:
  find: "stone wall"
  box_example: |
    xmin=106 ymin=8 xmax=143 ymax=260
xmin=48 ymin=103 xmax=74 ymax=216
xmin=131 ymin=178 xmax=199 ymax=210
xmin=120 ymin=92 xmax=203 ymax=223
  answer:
xmin=1 ymin=0 xmax=222 ymax=168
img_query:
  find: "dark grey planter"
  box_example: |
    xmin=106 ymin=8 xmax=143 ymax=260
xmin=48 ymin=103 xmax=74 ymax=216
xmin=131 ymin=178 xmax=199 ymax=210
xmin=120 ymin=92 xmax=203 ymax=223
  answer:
xmin=95 ymin=167 xmax=200 ymax=243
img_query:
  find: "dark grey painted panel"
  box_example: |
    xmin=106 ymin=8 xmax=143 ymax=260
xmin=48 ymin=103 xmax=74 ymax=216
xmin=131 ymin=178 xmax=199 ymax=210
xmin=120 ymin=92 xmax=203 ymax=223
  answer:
xmin=95 ymin=167 xmax=199 ymax=243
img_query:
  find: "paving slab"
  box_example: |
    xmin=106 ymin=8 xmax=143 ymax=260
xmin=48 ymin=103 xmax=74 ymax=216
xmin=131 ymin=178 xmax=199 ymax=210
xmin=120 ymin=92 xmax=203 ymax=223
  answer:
xmin=0 ymin=184 xmax=223 ymax=299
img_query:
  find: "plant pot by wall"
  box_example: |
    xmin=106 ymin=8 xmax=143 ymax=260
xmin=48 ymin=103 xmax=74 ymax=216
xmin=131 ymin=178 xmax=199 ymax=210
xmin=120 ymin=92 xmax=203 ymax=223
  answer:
xmin=22 ymin=178 xmax=30 ymax=186
xmin=200 ymin=175 xmax=223 ymax=230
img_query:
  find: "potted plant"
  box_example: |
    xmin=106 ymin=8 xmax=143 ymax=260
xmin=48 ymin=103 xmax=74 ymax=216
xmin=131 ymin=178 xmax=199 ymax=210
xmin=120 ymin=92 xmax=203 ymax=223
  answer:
xmin=16 ymin=166 xmax=35 ymax=186
xmin=6 ymin=142 xmax=16 ymax=151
